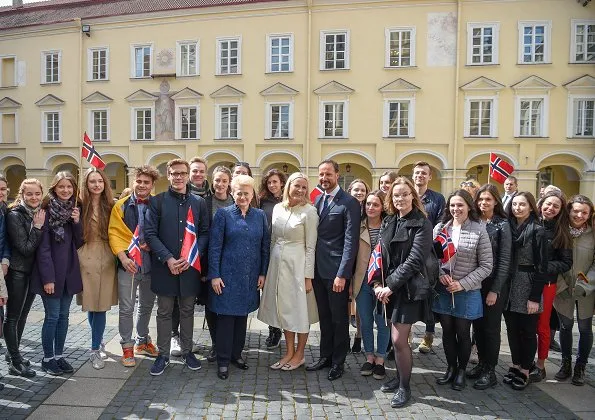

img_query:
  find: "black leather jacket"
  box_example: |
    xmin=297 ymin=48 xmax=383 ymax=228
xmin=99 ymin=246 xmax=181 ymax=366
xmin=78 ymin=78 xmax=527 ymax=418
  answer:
xmin=482 ymin=215 xmax=512 ymax=295
xmin=541 ymin=218 xmax=573 ymax=285
xmin=6 ymin=205 xmax=43 ymax=274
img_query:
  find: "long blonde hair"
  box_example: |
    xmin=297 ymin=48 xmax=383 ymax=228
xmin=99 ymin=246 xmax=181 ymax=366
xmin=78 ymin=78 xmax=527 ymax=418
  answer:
xmin=282 ymin=172 xmax=310 ymax=208
xmin=9 ymin=178 xmax=43 ymax=209
xmin=80 ymin=167 xmax=114 ymax=242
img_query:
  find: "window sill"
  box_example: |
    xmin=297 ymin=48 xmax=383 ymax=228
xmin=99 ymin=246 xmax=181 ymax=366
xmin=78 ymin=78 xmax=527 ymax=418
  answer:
xmin=130 ymin=76 xmax=152 ymax=80
xmin=265 ymin=137 xmax=293 ymax=141
xmin=265 ymin=70 xmax=293 ymax=74
xmin=40 ymin=141 xmax=62 ymax=144
xmin=174 ymin=138 xmax=200 ymax=141
xmin=319 ymin=68 xmax=350 ymax=72
xmin=87 ymin=78 xmax=110 ymax=82
xmin=215 ymin=72 xmax=242 ymax=76
xmin=567 ymin=136 xmax=595 ymax=140
xmin=514 ymin=136 xmax=549 ymax=139
xmin=176 ymin=74 xmax=200 ymax=78
xmin=383 ymin=65 xmax=417 ymax=69
xmin=215 ymin=137 xmax=242 ymax=141
xmin=465 ymin=63 xmax=500 ymax=67
xmin=40 ymin=82 xmax=61 ymax=86
xmin=463 ymin=136 xmax=499 ymax=139
xmin=568 ymin=61 xmax=595 ymax=65
xmin=383 ymin=136 xmax=414 ymax=140
xmin=0 ymin=142 xmax=19 ymax=145
xmin=516 ymin=62 xmax=552 ymax=65
xmin=0 ymin=85 xmax=17 ymax=90
xmin=131 ymin=138 xmax=154 ymax=141
xmin=318 ymin=137 xmax=348 ymax=140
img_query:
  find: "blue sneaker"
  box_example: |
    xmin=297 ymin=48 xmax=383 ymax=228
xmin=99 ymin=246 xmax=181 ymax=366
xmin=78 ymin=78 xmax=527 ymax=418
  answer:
xmin=150 ymin=355 xmax=170 ymax=376
xmin=183 ymin=352 xmax=202 ymax=371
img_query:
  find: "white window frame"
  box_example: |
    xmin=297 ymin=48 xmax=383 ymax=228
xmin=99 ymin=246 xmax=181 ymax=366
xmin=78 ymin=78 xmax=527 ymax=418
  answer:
xmin=385 ymin=27 xmax=416 ymax=68
xmin=567 ymin=94 xmax=595 ymax=138
xmin=130 ymin=106 xmax=155 ymax=140
xmin=319 ymin=100 xmax=348 ymax=138
xmin=464 ymin=96 xmax=498 ymax=137
xmin=0 ymin=55 xmax=17 ymax=88
xmin=514 ymin=94 xmax=549 ymax=137
xmin=570 ymin=19 xmax=595 ymax=64
xmin=41 ymin=50 xmax=61 ymax=84
xmin=265 ymin=102 xmax=294 ymax=139
xmin=176 ymin=40 xmax=199 ymax=77
xmin=41 ymin=110 xmax=61 ymax=143
xmin=130 ymin=43 xmax=153 ymax=79
xmin=320 ymin=30 xmax=350 ymax=70
xmin=175 ymin=104 xmax=200 ymax=140
xmin=518 ymin=21 xmax=552 ymax=64
xmin=383 ymin=99 xmax=415 ymax=138
xmin=466 ymin=23 xmax=500 ymax=65
xmin=0 ymin=112 xmax=18 ymax=144
xmin=215 ymin=103 xmax=241 ymax=139
xmin=266 ymin=34 xmax=294 ymax=73
xmin=216 ymin=37 xmax=242 ymax=75
xmin=88 ymin=108 xmax=110 ymax=142
xmin=87 ymin=47 xmax=109 ymax=81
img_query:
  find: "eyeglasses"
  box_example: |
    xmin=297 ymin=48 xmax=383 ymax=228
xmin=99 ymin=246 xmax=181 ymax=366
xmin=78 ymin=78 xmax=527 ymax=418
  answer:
xmin=169 ymin=172 xmax=188 ymax=178
xmin=460 ymin=182 xmax=475 ymax=187
xmin=392 ymin=192 xmax=411 ymax=200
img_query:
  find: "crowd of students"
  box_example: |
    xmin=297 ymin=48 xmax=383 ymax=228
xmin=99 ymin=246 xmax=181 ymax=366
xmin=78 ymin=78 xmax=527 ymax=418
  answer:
xmin=0 ymin=159 xmax=592 ymax=410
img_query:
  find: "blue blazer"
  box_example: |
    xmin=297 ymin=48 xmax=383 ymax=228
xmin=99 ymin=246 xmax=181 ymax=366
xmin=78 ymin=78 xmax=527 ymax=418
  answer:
xmin=314 ymin=188 xmax=361 ymax=280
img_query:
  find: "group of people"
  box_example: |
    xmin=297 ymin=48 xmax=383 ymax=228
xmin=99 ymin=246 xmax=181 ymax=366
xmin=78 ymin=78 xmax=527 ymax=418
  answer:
xmin=0 ymin=158 xmax=592 ymax=411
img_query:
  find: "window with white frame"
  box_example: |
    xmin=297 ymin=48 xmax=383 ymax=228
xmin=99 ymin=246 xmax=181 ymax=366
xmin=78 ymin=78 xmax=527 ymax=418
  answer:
xmin=320 ymin=31 xmax=349 ymax=70
xmin=268 ymin=35 xmax=293 ymax=72
xmin=467 ymin=23 xmax=499 ymax=65
xmin=131 ymin=45 xmax=152 ymax=78
xmin=177 ymin=106 xmax=199 ymax=139
xmin=217 ymin=105 xmax=240 ymax=139
xmin=464 ymin=98 xmax=497 ymax=137
xmin=88 ymin=48 xmax=108 ymax=81
xmin=385 ymin=28 xmax=415 ymax=67
xmin=570 ymin=97 xmax=594 ymax=137
xmin=42 ymin=51 xmax=60 ymax=84
xmin=320 ymin=101 xmax=347 ymax=138
xmin=90 ymin=109 xmax=109 ymax=141
xmin=384 ymin=100 xmax=414 ymax=138
xmin=518 ymin=21 xmax=551 ymax=64
xmin=266 ymin=103 xmax=292 ymax=139
xmin=516 ymin=97 xmax=547 ymax=137
xmin=571 ymin=20 xmax=595 ymax=63
xmin=177 ymin=41 xmax=199 ymax=77
xmin=133 ymin=108 xmax=153 ymax=140
xmin=42 ymin=111 xmax=60 ymax=142
xmin=217 ymin=37 xmax=241 ymax=75
xmin=0 ymin=113 xmax=17 ymax=143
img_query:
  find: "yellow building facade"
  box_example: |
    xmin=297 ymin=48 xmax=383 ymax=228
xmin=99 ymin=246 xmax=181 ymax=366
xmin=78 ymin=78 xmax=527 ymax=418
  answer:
xmin=0 ymin=0 xmax=593 ymax=197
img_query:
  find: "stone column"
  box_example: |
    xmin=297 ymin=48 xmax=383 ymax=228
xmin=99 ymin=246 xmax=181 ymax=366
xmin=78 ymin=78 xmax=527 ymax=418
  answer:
xmin=580 ymin=170 xmax=595 ymax=198
xmin=25 ymin=168 xmax=53 ymax=191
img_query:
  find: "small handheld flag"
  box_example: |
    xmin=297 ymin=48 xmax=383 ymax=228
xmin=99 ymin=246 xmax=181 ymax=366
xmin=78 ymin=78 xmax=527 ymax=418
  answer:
xmin=180 ymin=207 xmax=201 ymax=272
xmin=367 ymin=242 xmax=382 ymax=284
xmin=127 ymin=225 xmax=142 ymax=268
xmin=310 ymin=185 xmax=324 ymax=204
xmin=435 ymin=228 xmax=456 ymax=264
xmin=82 ymin=132 xmax=106 ymax=170
xmin=489 ymin=153 xmax=514 ymax=184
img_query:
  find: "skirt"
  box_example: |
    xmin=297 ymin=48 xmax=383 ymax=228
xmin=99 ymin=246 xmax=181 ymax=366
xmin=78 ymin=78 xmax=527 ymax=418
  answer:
xmin=432 ymin=286 xmax=483 ymax=321
xmin=390 ymin=291 xmax=432 ymax=325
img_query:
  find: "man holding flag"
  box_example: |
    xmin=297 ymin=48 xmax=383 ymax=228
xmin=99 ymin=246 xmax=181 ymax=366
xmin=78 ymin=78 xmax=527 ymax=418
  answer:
xmin=144 ymin=159 xmax=209 ymax=376
xmin=108 ymin=165 xmax=160 ymax=367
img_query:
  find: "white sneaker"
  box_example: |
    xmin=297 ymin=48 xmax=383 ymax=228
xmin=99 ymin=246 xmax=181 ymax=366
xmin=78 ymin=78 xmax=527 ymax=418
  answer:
xmin=171 ymin=336 xmax=182 ymax=357
xmin=99 ymin=342 xmax=108 ymax=360
xmin=191 ymin=341 xmax=201 ymax=354
xmin=90 ymin=351 xmax=105 ymax=370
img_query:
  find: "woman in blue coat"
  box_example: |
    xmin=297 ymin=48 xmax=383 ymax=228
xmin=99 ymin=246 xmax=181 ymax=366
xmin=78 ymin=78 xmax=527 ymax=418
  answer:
xmin=208 ymin=175 xmax=270 ymax=380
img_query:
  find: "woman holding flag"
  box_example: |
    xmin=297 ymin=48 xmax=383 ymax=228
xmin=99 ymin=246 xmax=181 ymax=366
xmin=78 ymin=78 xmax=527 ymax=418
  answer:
xmin=372 ymin=177 xmax=435 ymax=408
xmin=433 ymin=189 xmax=493 ymax=392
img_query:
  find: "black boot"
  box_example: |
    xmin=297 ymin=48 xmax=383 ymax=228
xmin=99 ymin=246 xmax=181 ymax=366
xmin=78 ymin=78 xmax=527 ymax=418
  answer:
xmin=452 ymin=369 xmax=466 ymax=391
xmin=549 ymin=330 xmax=561 ymax=352
xmin=436 ymin=365 xmax=457 ymax=385
xmin=265 ymin=327 xmax=282 ymax=349
xmin=554 ymin=357 xmax=572 ymax=381
xmin=350 ymin=337 xmax=362 ymax=353
xmin=474 ymin=366 xmax=497 ymax=390
xmin=466 ymin=362 xmax=484 ymax=379
xmin=571 ymin=364 xmax=586 ymax=386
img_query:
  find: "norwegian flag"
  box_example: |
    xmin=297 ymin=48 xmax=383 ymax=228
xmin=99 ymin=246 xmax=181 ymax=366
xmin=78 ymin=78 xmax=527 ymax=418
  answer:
xmin=82 ymin=132 xmax=106 ymax=170
xmin=310 ymin=185 xmax=324 ymax=204
xmin=127 ymin=225 xmax=142 ymax=268
xmin=435 ymin=228 xmax=456 ymax=264
xmin=489 ymin=153 xmax=514 ymax=184
xmin=180 ymin=207 xmax=201 ymax=272
xmin=367 ymin=242 xmax=383 ymax=284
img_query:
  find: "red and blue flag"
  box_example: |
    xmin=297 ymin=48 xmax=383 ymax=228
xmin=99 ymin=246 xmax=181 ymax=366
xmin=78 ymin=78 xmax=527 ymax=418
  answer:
xmin=127 ymin=225 xmax=142 ymax=268
xmin=82 ymin=132 xmax=106 ymax=170
xmin=310 ymin=185 xmax=324 ymax=204
xmin=435 ymin=228 xmax=456 ymax=264
xmin=367 ymin=242 xmax=382 ymax=284
xmin=489 ymin=152 xmax=514 ymax=184
xmin=180 ymin=207 xmax=201 ymax=272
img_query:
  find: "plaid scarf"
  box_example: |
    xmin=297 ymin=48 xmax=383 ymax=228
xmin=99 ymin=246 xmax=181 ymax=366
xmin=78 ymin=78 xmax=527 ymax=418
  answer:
xmin=48 ymin=194 xmax=75 ymax=243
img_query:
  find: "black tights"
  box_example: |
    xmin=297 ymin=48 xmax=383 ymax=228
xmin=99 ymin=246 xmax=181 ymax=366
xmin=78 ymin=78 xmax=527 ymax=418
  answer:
xmin=440 ymin=314 xmax=472 ymax=370
xmin=391 ymin=323 xmax=413 ymax=390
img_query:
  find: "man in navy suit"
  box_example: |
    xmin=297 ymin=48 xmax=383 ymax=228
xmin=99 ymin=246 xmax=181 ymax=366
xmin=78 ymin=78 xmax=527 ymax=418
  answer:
xmin=306 ymin=160 xmax=361 ymax=380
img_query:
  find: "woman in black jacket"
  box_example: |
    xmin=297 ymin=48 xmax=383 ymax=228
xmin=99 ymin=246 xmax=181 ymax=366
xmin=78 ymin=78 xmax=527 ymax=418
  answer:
xmin=468 ymin=184 xmax=512 ymax=389
xmin=4 ymin=179 xmax=46 ymax=377
xmin=373 ymin=177 xmax=434 ymax=408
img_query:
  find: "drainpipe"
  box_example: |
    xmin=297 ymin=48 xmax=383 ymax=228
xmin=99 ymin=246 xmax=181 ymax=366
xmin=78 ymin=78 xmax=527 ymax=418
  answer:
xmin=305 ymin=0 xmax=313 ymax=178
xmin=451 ymin=0 xmax=462 ymax=190
xmin=76 ymin=17 xmax=84 ymax=183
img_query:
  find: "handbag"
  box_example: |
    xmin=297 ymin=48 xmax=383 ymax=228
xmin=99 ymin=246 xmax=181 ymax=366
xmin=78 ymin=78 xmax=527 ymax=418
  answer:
xmin=573 ymin=272 xmax=595 ymax=298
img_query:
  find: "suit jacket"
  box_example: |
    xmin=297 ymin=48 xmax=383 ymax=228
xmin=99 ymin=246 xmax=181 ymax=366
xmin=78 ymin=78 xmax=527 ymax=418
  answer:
xmin=502 ymin=192 xmax=517 ymax=215
xmin=314 ymin=188 xmax=361 ymax=280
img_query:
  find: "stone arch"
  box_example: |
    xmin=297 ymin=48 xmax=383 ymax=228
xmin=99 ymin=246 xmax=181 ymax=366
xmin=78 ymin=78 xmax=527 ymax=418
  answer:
xmin=536 ymin=151 xmax=590 ymax=172
xmin=464 ymin=151 xmax=519 ymax=169
xmin=535 ymin=152 xmax=585 ymax=197
xmin=148 ymin=152 xmax=184 ymax=193
xmin=320 ymin=152 xmax=374 ymax=189
xmin=203 ymin=149 xmax=242 ymax=164
xmin=0 ymin=155 xmax=26 ymax=200
xmin=395 ymin=150 xmax=447 ymax=170
xmin=256 ymin=150 xmax=304 ymax=168
xmin=323 ymin=149 xmax=375 ymax=169
xmin=44 ymin=152 xmax=79 ymax=171
xmin=102 ymin=152 xmax=129 ymax=166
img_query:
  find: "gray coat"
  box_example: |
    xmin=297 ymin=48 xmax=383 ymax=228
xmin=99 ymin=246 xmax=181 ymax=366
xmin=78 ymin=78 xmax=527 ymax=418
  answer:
xmin=434 ymin=219 xmax=493 ymax=291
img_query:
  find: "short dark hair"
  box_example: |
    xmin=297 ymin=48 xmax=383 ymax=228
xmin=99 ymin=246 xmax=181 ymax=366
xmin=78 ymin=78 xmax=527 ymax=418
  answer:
xmin=318 ymin=159 xmax=339 ymax=173
xmin=505 ymin=176 xmax=518 ymax=184
xmin=134 ymin=165 xmax=160 ymax=182
xmin=413 ymin=161 xmax=432 ymax=175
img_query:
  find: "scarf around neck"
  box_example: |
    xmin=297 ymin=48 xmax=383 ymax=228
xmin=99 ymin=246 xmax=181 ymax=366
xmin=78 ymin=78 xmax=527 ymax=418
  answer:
xmin=48 ymin=194 xmax=75 ymax=243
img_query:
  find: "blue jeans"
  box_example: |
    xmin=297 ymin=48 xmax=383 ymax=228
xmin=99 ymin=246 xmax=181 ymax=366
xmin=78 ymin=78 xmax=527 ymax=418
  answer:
xmin=41 ymin=294 xmax=73 ymax=359
xmin=356 ymin=281 xmax=390 ymax=358
xmin=88 ymin=311 xmax=106 ymax=350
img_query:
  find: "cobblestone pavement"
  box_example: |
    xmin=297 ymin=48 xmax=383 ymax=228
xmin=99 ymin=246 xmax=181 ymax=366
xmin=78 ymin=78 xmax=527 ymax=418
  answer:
xmin=0 ymin=296 xmax=593 ymax=419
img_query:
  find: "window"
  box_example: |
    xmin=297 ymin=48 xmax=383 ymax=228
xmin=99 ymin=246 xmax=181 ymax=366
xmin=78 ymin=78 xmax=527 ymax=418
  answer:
xmin=42 ymin=111 xmax=60 ymax=142
xmin=320 ymin=101 xmax=347 ymax=138
xmin=571 ymin=20 xmax=595 ymax=63
xmin=571 ymin=98 xmax=594 ymax=137
xmin=177 ymin=41 xmax=199 ymax=77
xmin=464 ymin=99 xmax=498 ymax=137
xmin=177 ymin=106 xmax=199 ymax=139
xmin=217 ymin=105 xmax=240 ymax=139
xmin=88 ymin=48 xmax=108 ymax=81
xmin=320 ymin=31 xmax=349 ymax=70
xmin=0 ymin=56 xmax=16 ymax=87
xmin=518 ymin=21 xmax=551 ymax=64
xmin=0 ymin=113 xmax=17 ymax=143
xmin=467 ymin=23 xmax=499 ymax=65
xmin=133 ymin=108 xmax=153 ymax=140
xmin=384 ymin=100 xmax=414 ymax=137
xmin=267 ymin=34 xmax=293 ymax=72
xmin=90 ymin=109 xmax=109 ymax=141
xmin=131 ymin=45 xmax=152 ymax=78
xmin=266 ymin=103 xmax=292 ymax=139
xmin=42 ymin=51 xmax=60 ymax=84
xmin=217 ymin=37 xmax=241 ymax=75
xmin=516 ymin=97 xmax=547 ymax=137
xmin=385 ymin=28 xmax=415 ymax=67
